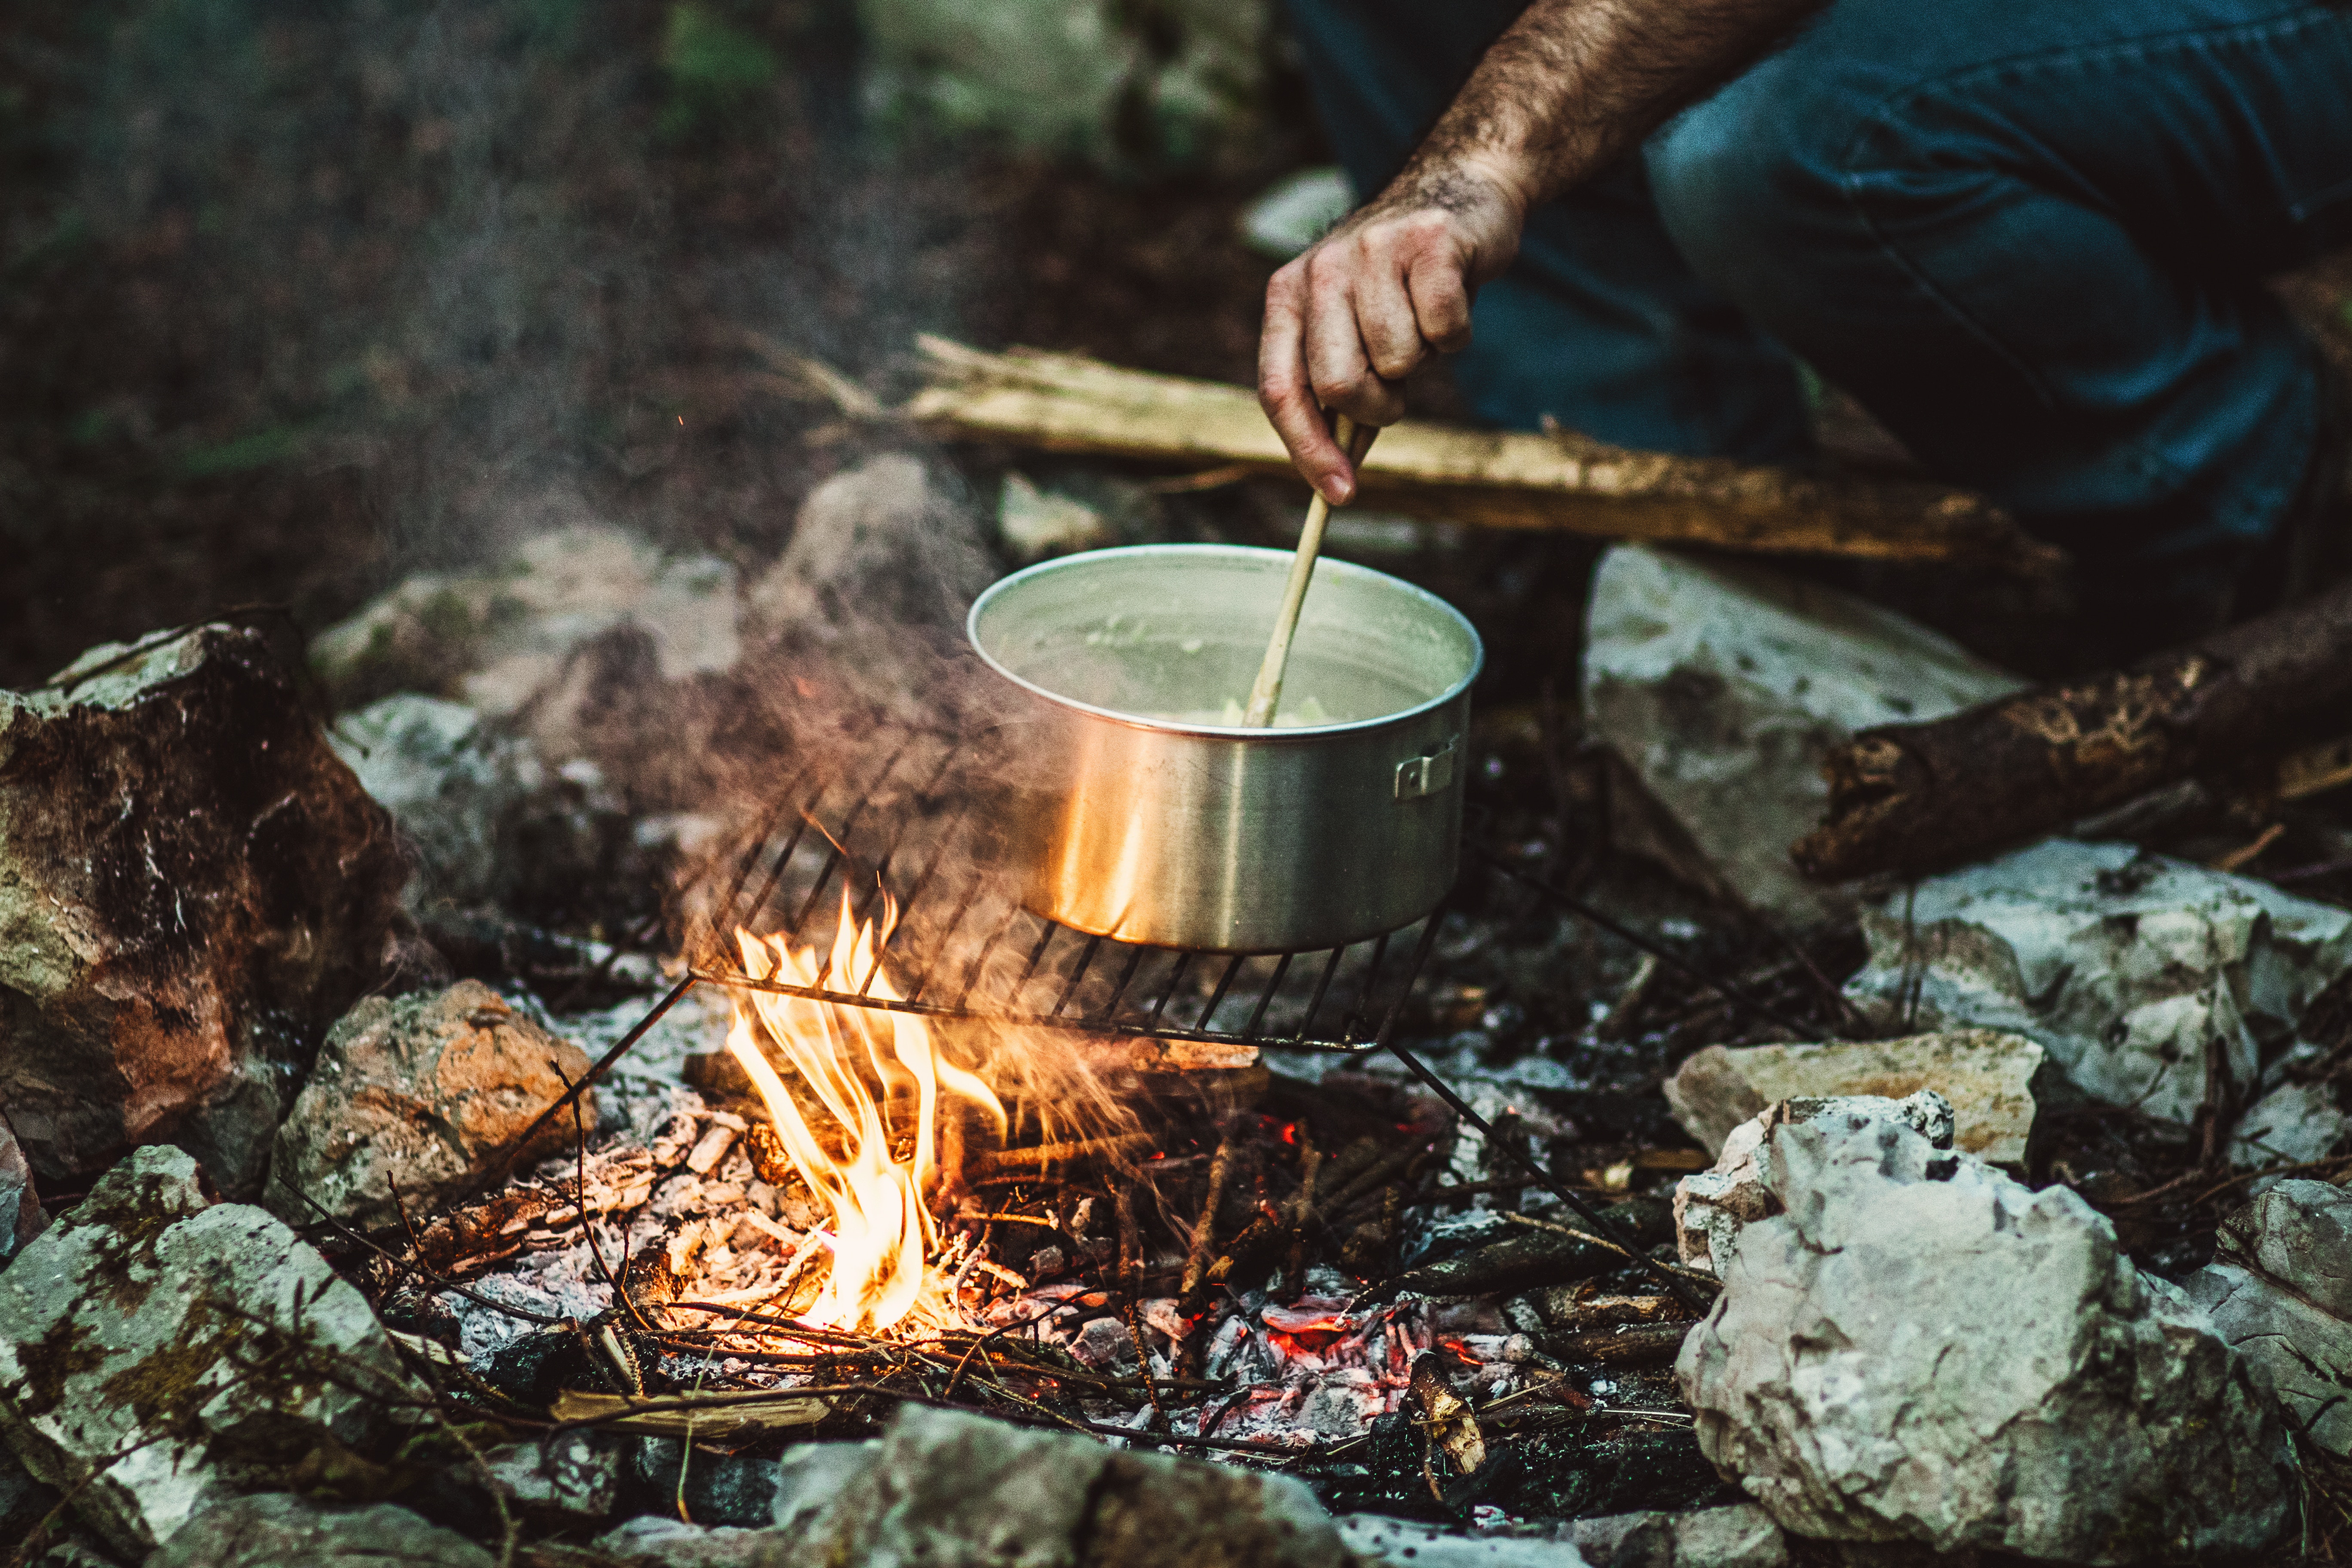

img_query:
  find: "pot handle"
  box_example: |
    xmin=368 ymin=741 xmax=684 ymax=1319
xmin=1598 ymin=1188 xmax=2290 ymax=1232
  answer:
xmin=1394 ymin=736 xmax=1461 ymax=801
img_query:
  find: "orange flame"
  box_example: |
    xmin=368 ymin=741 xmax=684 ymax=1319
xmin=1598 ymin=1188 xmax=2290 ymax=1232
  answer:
xmin=725 ymin=890 xmax=1005 ymax=1333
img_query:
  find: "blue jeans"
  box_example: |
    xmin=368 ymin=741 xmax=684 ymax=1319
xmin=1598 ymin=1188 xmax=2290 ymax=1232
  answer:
xmin=1283 ymin=0 xmax=2352 ymax=582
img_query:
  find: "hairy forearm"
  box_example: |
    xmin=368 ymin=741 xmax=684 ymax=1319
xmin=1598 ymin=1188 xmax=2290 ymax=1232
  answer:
xmin=1398 ymin=0 xmax=1830 ymax=216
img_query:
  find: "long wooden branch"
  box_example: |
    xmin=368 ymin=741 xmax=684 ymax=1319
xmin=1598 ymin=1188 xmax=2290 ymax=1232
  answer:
xmin=902 ymin=337 xmax=2064 ymax=576
xmin=1791 ymin=580 xmax=2352 ymax=883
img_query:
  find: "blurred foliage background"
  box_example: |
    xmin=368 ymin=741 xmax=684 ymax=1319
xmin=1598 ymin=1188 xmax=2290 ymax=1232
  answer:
xmin=0 ymin=0 xmax=1317 ymax=685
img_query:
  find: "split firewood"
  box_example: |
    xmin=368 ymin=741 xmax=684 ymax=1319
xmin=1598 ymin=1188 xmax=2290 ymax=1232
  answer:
xmin=903 ymin=337 xmax=2061 ymax=576
xmin=1792 ymin=580 xmax=2352 ymax=883
xmin=551 ymin=1387 xmax=833 ymax=1440
xmin=1408 ymin=1351 xmax=1487 ymax=1498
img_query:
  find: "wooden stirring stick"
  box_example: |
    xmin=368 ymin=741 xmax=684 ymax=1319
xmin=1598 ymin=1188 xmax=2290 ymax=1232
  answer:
xmin=1242 ymin=415 xmax=1381 ymax=728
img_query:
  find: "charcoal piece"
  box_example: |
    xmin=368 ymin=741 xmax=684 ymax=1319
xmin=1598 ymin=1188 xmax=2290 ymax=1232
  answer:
xmin=481 ymin=1329 xmax=599 ymax=1407
xmin=1363 ymin=1195 xmax=1673 ymax=1305
xmin=1474 ymin=1426 xmax=1736 ymax=1525
xmin=1298 ymin=1413 xmax=1448 ymax=1520
xmin=622 ymin=1440 xmax=783 ymax=1528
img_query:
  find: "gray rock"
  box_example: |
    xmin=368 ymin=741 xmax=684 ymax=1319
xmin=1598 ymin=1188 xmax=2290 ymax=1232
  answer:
xmin=997 ymin=472 xmax=1114 ymax=562
xmin=1563 ymin=1504 xmax=1788 ymax=1568
xmin=0 ymin=1148 xmax=420 ymax=1556
xmin=2182 ymin=1179 xmax=2352 ymax=1455
xmin=1665 ymin=1032 xmax=2043 ymax=1167
xmin=0 ymin=1118 xmax=47 ymax=1265
xmin=477 ymin=1428 xmax=619 ymax=1522
xmin=1843 ymin=839 xmax=2352 ymax=1126
xmin=0 ymin=626 xmax=406 ymax=1195
xmin=312 ymin=523 xmax=742 ymax=718
xmin=744 ymin=453 xmax=996 ymax=731
xmin=142 ymin=1494 xmax=493 ymax=1567
xmin=311 ymin=524 xmax=745 ymax=813
xmin=1241 ymin=167 xmax=1356 ymax=259
xmin=328 ymin=694 xmax=636 ymax=920
xmin=1339 ymin=1516 xmax=1587 ymax=1565
xmin=594 ymin=1516 xmax=795 ymax=1567
xmin=861 ymin=0 xmax=1266 ymax=170
xmin=266 ymin=981 xmax=593 ymax=1231
xmin=1676 ymin=1102 xmax=2292 ymax=1561
xmin=1674 ymin=1092 xmax=1955 ymax=1275
xmin=2231 ymin=1078 xmax=2349 ymax=1170
xmin=1582 ymin=545 xmax=2023 ymax=929
xmin=781 ymin=1405 xmax=1347 ymax=1567
xmin=771 ymin=1439 xmax=880 ymax=1530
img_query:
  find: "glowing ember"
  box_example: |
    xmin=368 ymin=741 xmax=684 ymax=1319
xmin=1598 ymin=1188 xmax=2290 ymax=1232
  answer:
xmin=726 ymin=890 xmax=1005 ymax=1333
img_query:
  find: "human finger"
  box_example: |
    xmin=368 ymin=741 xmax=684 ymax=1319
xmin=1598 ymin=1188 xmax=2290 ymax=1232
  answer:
xmin=1258 ymin=262 xmax=1351 ymax=499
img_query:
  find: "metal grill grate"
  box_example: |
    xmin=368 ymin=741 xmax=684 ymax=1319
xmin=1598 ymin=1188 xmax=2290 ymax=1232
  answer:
xmin=680 ymin=721 xmax=1440 ymax=1055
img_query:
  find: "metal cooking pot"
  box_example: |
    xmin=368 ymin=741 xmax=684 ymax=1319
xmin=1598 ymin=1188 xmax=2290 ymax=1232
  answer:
xmin=967 ymin=544 xmax=1482 ymax=953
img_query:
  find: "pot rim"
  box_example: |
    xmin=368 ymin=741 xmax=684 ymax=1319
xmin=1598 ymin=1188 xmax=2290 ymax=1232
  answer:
xmin=967 ymin=543 xmax=1484 ymax=739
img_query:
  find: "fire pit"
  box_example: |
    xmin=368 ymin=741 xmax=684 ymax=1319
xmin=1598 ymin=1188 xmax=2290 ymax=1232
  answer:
xmin=361 ymin=709 xmax=1725 ymax=1524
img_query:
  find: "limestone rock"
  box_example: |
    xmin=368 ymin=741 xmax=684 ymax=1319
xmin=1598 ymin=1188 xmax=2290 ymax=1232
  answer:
xmin=267 ymin=982 xmax=592 ymax=1230
xmin=1843 ymin=839 xmax=2352 ymax=1126
xmin=1562 ymin=1504 xmax=1788 ymax=1568
xmin=476 ymin=1428 xmax=619 ymax=1522
xmin=142 ymin=1494 xmax=493 ymax=1567
xmin=997 ymin=472 xmax=1113 ymax=562
xmin=594 ymin=1516 xmax=795 ymax=1567
xmin=1581 ymin=546 xmax=2023 ymax=929
xmin=0 ymin=1148 xmax=419 ymax=1556
xmin=0 ymin=626 xmax=406 ymax=1194
xmin=775 ymin=1406 xmax=1346 ymax=1567
xmin=312 ymin=523 xmax=742 ymax=718
xmin=1673 ymin=1093 xmax=1954 ymax=1275
xmin=328 ymin=694 xmax=638 ymax=922
xmin=770 ymin=1438 xmax=880 ymax=1531
xmin=1665 ymin=1032 xmax=2043 ymax=1167
xmin=310 ymin=523 xmax=745 ymax=812
xmin=744 ymin=453 xmax=995 ymax=731
xmin=2230 ymin=1077 xmax=2349 ymax=1169
xmin=1676 ymin=1103 xmax=2291 ymax=1561
xmin=0 ymin=1118 xmax=46 ymax=1265
xmin=2183 ymin=1179 xmax=2352 ymax=1455
xmin=1339 ymin=1515 xmax=1588 ymax=1565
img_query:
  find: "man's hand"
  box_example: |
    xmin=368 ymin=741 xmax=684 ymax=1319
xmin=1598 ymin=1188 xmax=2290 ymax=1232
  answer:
xmin=1256 ymin=0 xmax=1831 ymax=503
xmin=1259 ymin=165 xmax=1526 ymax=504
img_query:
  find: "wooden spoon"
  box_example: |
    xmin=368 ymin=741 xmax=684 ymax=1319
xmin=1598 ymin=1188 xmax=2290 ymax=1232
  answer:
xmin=1242 ymin=415 xmax=1381 ymax=728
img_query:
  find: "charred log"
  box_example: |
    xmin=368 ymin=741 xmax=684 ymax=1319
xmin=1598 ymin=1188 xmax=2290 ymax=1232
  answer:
xmin=1792 ymin=580 xmax=2352 ymax=883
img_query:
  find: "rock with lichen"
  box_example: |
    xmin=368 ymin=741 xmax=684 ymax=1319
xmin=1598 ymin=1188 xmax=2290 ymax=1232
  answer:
xmin=1677 ymin=1101 xmax=2292 ymax=1562
xmin=142 ymin=1494 xmax=494 ymax=1568
xmin=0 ymin=1148 xmax=418 ymax=1558
xmin=0 ymin=625 xmax=406 ymax=1197
xmin=266 ymin=981 xmax=593 ymax=1231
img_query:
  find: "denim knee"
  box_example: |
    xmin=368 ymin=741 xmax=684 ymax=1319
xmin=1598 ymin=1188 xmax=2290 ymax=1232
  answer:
xmin=1642 ymin=69 xmax=1856 ymax=328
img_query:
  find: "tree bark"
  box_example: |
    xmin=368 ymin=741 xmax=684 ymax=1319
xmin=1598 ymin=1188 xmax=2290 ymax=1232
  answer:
xmin=1791 ymin=581 xmax=2352 ymax=883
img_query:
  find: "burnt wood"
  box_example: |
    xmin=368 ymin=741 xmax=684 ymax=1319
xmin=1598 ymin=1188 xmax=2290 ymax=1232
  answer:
xmin=1792 ymin=580 xmax=2352 ymax=884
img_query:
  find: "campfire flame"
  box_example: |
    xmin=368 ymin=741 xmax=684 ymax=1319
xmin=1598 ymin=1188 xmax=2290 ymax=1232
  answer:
xmin=726 ymin=890 xmax=1006 ymax=1333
